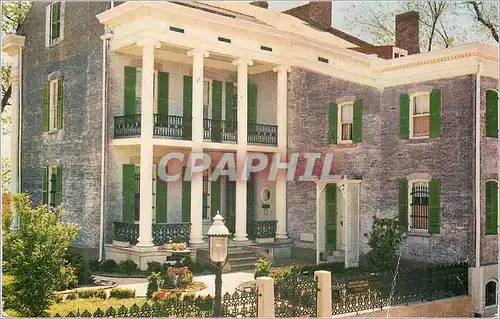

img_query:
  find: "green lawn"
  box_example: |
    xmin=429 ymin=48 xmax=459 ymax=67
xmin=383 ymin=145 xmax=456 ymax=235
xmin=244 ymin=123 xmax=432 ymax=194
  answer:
xmin=49 ymin=297 xmax=149 ymax=317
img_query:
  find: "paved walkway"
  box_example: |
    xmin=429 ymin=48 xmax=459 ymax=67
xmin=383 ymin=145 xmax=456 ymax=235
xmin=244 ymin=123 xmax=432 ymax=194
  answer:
xmin=95 ymin=271 xmax=255 ymax=297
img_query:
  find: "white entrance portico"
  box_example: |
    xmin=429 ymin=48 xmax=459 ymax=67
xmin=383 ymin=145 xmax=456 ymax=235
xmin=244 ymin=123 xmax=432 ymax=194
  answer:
xmin=316 ymin=177 xmax=361 ymax=268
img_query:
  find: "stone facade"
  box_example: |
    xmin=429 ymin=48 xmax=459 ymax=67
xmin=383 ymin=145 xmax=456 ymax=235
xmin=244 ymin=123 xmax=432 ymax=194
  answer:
xmin=20 ymin=2 xmax=107 ymax=255
xmin=287 ymin=68 xmax=497 ymax=265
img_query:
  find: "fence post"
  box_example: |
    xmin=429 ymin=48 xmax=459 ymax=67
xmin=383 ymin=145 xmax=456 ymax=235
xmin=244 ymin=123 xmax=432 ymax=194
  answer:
xmin=256 ymin=276 xmax=275 ymax=317
xmin=315 ymin=270 xmax=332 ymax=317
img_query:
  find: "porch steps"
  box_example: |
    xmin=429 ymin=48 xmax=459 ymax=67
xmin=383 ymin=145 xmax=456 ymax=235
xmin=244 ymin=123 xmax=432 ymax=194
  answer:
xmin=227 ymin=249 xmax=259 ymax=272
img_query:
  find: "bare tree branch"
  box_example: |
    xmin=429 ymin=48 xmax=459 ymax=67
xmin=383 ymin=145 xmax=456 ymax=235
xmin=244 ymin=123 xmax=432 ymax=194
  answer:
xmin=2 ymin=85 xmax=12 ymax=113
xmin=467 ymin=1 xmax=499 ymax=42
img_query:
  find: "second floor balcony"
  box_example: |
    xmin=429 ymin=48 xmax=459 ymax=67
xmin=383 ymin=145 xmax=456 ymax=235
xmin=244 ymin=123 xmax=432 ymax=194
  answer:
xmin=114 ymin=113 xmax=278 ymax=146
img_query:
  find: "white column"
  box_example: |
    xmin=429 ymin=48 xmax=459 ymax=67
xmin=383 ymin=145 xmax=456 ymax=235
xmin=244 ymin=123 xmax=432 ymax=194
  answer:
xmin=187 ymin=48 xmax=209 ymax=245
xmin=232 ymin=58 xmax=253 ymax=242
xmin=136 ymin=39 xmax=160 ymax=247
xmin=273 ymin=65 xmax=290 ymax=240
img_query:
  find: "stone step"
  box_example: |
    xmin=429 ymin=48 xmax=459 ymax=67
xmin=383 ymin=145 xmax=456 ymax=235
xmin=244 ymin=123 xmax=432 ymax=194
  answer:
xmin=228 ymin=250 xmax=258 ymax=259
xmin=229 ymin=262 xmax=257 ymax=272
xmin=229 ymin=257 xmax=259 ymax=266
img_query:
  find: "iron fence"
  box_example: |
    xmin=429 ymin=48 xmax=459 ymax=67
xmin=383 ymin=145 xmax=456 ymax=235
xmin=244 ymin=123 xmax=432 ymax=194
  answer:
xmin=247 ymin=123 xmax=278 ymax=146
xmin=114 ymin=114 xmax=141 ymax=138
xmin=113 ymin=222 xmax=191 ymax=245
xmin=254 ymin=220 xmax=277 ymax=239
xmin=55 ymin=287 xmax=258 ymax=317
xmin=274 ymin=272 xmax=318 ymax=317
xmin=203 ymin=119 xmax=238 ymax=142
xmin=153 ymin=114 xmax=191 ymax=139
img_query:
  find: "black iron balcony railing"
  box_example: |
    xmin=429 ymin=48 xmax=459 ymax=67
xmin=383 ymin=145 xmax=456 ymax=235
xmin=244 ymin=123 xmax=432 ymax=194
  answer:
xmin=113 ymin=221 xmax=191 ymax=245
xmin=114 ymin=114 xmax=141 ymax=138
xmin=154 ymin=114 xmax=192 ymax=140
xmin=247 ymin=123 xmax=278 ymax=146
xmin=254 ymin=220 xmax=277 ymax=238
xmin=203 ymin=119 xmax=238 ymax=143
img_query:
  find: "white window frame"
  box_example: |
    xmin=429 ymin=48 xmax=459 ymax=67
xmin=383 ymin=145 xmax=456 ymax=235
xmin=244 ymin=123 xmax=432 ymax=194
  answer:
xmin=49 ymin=79 xmax=58 ymax=131
xmin=393 ymin=47 xmax=408 ymax=59
xmin=337 ymin=101 xmax=354 ymax=143
xmin=47 ymin=165 xmax=58 ymax=209
xmin=203 ymin=78 xmax=213 ymax=119
xmin=408 ymin=179 xmax=430 ymax=232
xmin=45 ymin=2 xmax=65 ymax=47
xmin=135 ymin=69 xmax=159 ymax=113
xmin=409 ymin=92 xmax=430 ymax=139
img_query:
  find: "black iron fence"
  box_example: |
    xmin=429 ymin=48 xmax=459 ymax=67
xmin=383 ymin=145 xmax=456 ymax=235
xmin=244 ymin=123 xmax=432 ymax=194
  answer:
xmin=247 ymin=123 xmax=277 ymax=146
xmin=254 ymin=220 xmax=277 ymax=239
xmin=113 ymin=222 xmax=191 ymax=245
xmin=274 ymin=272 xmax=318 ymax=317
xmin=330 ymin=262 xmax=468 ymax=315
xmin=114 ymin=114 xmax=141 ymax=138
xmin=203 ymin=119 xmax=238 ymax=143
xmin=153 ymin=114 xmax=191 ymax=139
xmin=55 ymin=288 xmax=258 ymax=317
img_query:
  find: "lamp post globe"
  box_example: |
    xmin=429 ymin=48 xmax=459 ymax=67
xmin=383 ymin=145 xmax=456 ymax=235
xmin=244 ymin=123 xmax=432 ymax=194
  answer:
xmin=207 ymin=212 xmax=230 ymax=262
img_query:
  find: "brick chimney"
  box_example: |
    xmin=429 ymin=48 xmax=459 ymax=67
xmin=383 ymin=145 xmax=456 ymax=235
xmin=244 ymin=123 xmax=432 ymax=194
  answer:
xmin=250 ymin=1 xmax=268 ymax=9
xmin=284 ymin=1 xmax=332 ymax=28
xmin=395 ymin=11 xmax=420 ymax=55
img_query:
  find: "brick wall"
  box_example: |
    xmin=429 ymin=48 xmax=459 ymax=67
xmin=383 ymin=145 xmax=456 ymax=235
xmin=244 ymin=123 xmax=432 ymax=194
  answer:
xmin=20 ymin=2 xmax=107 ymax=253
xmin=395 ymin=11 xmax=420 ymax=55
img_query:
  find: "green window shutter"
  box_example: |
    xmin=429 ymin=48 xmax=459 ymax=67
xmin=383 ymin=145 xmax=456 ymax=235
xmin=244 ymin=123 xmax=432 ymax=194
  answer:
xmin=183 ymin=75 xmax=193 ymax=140
xmin=157 ymin=71 xmax=169 ymax=115
xmin=486 ymin=90 xmax=498 ymax=138
xmin=43 ymin=82 xmax=50 ymax=132
xmin=226 ymin=180 xmax=236 ymax=235
xmin=398 ymin=179 xmax=408 ymax=230
xmin=429 ymin=89 xmax=441 ymax=138
xmin=182 ymin=167 xmax=191 ymax=222
xmin=51 ymin=2 xmax=61 ymax=39
xmin=57 ymin=78 xmax=63 ymax=129
xmin=55 ymin=165 xmax=62 ymax=206
xmin=155 ymin=171 xmax=168 ymax=223
xmin=246 ymin=180 xmax=255 ymax=238
xmin=428 ymin=179 xmax=441 ymax=234
xmin=325 ymin=184 xmax=337 ymax=250
xmin=211 ymin=178 xmax=221 ymax=218
xmin=212 ymin=80 xmax=223 ymax=142
xmin=225 ymin=82 xmax=236 ymax=133
xmin=247 ymin=83 xmax=257 ymax=135
xmin=352 ymin=99 xmax=363 ymax=143
xmin=122 ymin=164 xmax=136 ymax=223
xmin=328 ymin=103 xmax=338 ymax=144
xmin=42 ymin=166 xmax=49 ymax=204
xmin=124 ymin=66 xmax=137 ymax=115
xmin=486 ymin=181 xmax=498 ymax=235
xmin=400 ymin=94 xmax=410 ymax=139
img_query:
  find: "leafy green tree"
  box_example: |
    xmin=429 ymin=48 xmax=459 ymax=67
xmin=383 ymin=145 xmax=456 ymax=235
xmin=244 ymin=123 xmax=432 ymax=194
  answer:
xmin=3 ymin=194 xmax=78 ymax=316
xmin=365 ymin=216 xmax=405 ymax=271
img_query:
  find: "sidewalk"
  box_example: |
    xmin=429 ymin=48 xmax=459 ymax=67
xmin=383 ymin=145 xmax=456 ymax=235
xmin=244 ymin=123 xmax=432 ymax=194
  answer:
xmin=95 ymin=271 xmax=255 ymax=297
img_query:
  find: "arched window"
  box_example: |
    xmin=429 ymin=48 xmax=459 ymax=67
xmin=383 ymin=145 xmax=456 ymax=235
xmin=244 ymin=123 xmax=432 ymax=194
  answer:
xmin=486 ymin=89 xmax=499 ymax=138
xmin=485 ymin=280 xmax=497 ymax=307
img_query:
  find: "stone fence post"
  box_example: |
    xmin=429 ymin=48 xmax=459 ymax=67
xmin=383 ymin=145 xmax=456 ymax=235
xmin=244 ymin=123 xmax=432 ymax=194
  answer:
xmin=315 ymin=270 xmax=332 ymax=317
xmin=256 ymin=276 xmax=275 ymax=317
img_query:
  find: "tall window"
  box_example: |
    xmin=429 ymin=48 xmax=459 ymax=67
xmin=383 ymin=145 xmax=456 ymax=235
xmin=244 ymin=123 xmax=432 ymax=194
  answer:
xmin=411 ymin=93 xmax=430 ymax=137
xmin=135 ymin=69 xmax=158 ymax=113
xmin=485 ymin=281 xmax=497 ymax=307
xmin=203 ymin=79 xmax=211 ymax=119
xmin=202 ymin=169 xmax=210 ymax=220
xmin=48 ymin=166 xmax=58 ymax=210
xmin=134 ymin=167 xmax=140 ymax=222
xmin=50 ymin=2 xmax=61 ymax=41
xmin=409 ymin=181 xmax=429 ymax=230
xmin=339 ymin=102 xmax=353 ymax=142
xmin=49 ymin=79 xmax=58 ymax=131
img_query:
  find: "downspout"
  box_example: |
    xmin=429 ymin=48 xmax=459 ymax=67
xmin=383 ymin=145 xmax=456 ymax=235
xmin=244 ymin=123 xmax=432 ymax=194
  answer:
xmin=99 ymin=33 xmax=112 ymax=261
xmin=475 ymin=62 xmax=482 ymax=269
xmin=18 ymin=46 xmax=22 ymax=196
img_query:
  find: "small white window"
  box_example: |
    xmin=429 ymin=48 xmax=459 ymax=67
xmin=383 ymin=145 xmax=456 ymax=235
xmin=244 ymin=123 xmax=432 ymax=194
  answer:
xmin=49 ymin=79 xmax=58 ymax=131
xmin=46 ymin=2 xmax=64 ymax=46
xmin=135 ymin=69 xmax=159 ymax=113
xmin=410 ymin=93 xmax=430 ymax=138
xmin=338 ymin=102 xmax=353 ymax=142
xmin=409 ymin=180 xmax=429 ymax=231
xmin=47 ymin=166 xmax=58 ymax=210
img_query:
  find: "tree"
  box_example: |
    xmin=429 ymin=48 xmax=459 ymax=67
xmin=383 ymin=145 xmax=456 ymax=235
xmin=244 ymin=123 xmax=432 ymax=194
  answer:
xmin=467 ymin=1 xmax=499 ymax=42
xmin=342 ymin=1 xmax=497 ymax=52
xmin=1 ymin=1 xmax=31 ymax=113
xmin=3 ymin=194 xmax=78 ymax=317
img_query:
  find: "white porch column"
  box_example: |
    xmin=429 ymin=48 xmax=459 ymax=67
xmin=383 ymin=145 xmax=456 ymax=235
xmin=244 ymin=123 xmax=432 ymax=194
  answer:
xmin=273 ymin=65 xmax=290 ymax=240
xmin=136 ymin=39 xmax=160 ymax=247
xmin=187 ymin=48 xmax=209 ymax=245
xmin=232 ymin=58 xmax=253 ymax=242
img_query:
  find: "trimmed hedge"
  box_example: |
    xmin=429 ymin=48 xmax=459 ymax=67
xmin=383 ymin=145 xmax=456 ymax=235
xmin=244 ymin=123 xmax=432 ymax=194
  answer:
xmin=78 ymin=289 xmax=106 ymax=300
xmin=109 ymin=288 xmax=136 ymax=299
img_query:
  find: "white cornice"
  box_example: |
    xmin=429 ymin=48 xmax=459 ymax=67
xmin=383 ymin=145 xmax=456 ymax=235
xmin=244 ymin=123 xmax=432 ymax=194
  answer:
xmin=2 ymin=34 xmax=25 ymax=56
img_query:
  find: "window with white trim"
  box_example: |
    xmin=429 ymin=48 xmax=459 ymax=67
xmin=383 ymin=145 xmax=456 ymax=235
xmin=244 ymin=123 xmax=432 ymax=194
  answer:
xmin=203 ymin=79 xmax=212 ymax=119
xmin=135 ymin=69 xmax=159 ymax=113
xmin=338 ymin=102 xmax=353 ymax=142
xmin=49 ymin=79 xmax=58 ymax=131
xmin=410 ymin=93 xmax=430 ymax=138
xmin=409 ymin=180 xmax=429 ymax=230
xmin=46 ymin=2 xmax=63 ymax=46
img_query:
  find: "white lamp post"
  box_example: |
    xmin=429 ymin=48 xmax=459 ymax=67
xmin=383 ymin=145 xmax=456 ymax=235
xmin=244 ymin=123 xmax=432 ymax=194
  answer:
xmin=207 ymin=212 xmax=230 ymax=317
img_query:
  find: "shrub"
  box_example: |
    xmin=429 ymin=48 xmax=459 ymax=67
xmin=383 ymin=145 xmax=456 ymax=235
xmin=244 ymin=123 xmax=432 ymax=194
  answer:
xmin=109 ymin=288 xmax=136 ymax=299
xmin=147 ymin=272 xmax=162 ymax=299
xmin=67 ymin=254 xmax=93 ymax=286
xmin=365 ymin=216 xmax=405 ymax=271
xmin=147 ymin=261 xmax=162 ymax=274
xmin=2 ymin=194 xmax=79 ymax=316
xmin=65 ymin=292 xmax=77 ymax=301
xmin=254 ymin=258 xmax=272 ymax=279
xmin=101 ymin=259 xmax=117 ymax=273
xmin=88 ymin=260 xmax=101 ymax=272
xmin=119 ymin=260 xmax=138 ymax=275
xmin=78 ymin=289 xmax=106 ymax=300
xmin=179 ymin=271 xmax=194 ymax=289
xmin=2 ymin=192 xmax=12 ymax=233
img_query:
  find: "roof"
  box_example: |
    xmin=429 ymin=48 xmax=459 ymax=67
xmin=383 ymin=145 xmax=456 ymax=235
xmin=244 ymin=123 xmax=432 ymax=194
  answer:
xmin=194 ymin=1 xmax=359 ymax=49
